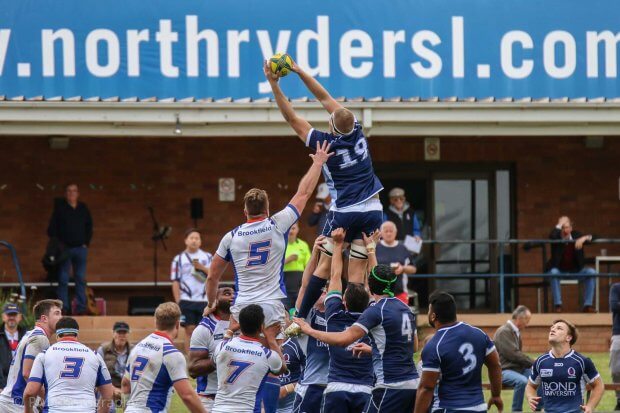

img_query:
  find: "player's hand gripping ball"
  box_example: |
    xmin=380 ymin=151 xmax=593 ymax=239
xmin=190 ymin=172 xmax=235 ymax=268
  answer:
xmin=269 ymin=53 xmax=294 ymax=77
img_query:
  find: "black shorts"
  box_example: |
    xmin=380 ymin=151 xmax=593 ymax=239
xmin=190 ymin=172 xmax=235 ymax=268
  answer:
xmin=179 ymin=300 xmax=207 ymax=326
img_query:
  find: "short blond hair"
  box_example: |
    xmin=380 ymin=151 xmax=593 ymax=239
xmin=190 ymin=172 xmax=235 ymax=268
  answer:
xmin=332 ymin=108 xmax=355 ymax=135
xmin=244 ymin=188 xmax=269 ymax=216
xmin=155 ymin=302 xmax=181 ymax=331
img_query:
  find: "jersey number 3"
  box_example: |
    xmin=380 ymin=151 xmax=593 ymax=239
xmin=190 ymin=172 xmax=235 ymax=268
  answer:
xmin=60 ymin=356 xmax=85 ymax=379
xmin=458 ymin=342 xmax=477 ymax=375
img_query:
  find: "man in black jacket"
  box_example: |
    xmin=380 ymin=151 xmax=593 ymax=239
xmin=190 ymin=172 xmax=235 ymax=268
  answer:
xmin=383 ymin=187 xmax=421 ymax=241
xmin=47 ymin=183 xmax=93 ymax=315
xmin=0 ymin=303 xmax=26 ymax=390
xmin=547 ymin=216 xmax=596 ymax=313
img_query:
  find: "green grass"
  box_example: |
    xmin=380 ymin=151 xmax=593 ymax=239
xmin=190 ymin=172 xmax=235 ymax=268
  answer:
xmin=127 ymin=353 xmax=618 ymax=413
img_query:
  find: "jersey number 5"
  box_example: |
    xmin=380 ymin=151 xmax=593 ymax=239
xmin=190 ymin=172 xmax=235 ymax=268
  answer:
xmin=225 ymin=360 xmax=254 ymax=384
xmin=458 ymin=342 xmax=477 ymax=375
xmin=131 ymin=356 xmax=150 ymax=381
xmin=60 ymin=356 xmax=85 ymax=379
xmin=247 ymin=240 xmax=271 ymax=267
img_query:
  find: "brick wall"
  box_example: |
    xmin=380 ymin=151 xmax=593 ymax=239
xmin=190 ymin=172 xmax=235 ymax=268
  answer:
xmin=0 ymin=135 xmax=619 ymax=313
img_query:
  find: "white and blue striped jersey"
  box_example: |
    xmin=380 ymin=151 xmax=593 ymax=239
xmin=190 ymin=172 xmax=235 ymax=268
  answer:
xmin=28 ymin=338 xmax=112 ymax=413
xmin=354 ymin=297 xmax=418 ymax=389
xmin=189 ymin=315 xmax=230 ymax=397
xmin=298 ymin=308 xmax=329 ymax=386
xmin=530 ymin=350 xmax=600 ymax=413
xmin=170 ymin=249 xmax=213 ymax=302
xmin=215 ymin=205 xmax=299 ymax=305
xmin=0 ymin=326 xmax=49 ymax=406
xmin=306 ymin=120 xmax=383 ymax=210
xmin=124 ymin=332 xmax=188 ymax=413
xmin=212 ymin=336 xmax=283 ymax=413
xmin=421 ymin=321 xmax=496 ymax=412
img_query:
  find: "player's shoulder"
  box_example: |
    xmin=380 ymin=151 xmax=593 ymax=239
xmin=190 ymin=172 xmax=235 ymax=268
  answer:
xmin=197 ymin=316 xmax=217 ymax=333
xmin=534 ymin=351 xmax=553 ymax=365
xmin=569 ymin=350 xmax=593 ymax=365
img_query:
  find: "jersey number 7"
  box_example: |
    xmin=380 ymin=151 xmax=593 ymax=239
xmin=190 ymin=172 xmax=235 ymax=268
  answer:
xmin=225 ymin=360 xmax=254 ymax=384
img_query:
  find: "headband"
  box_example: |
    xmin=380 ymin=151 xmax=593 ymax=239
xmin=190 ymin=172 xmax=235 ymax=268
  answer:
xmin=56 ymin=328 xmax=79 ymax=337
xmin=370 ymin=267 xmax=396 ymax=297
xmin=330 ymin=112 xmax=353 ymax=136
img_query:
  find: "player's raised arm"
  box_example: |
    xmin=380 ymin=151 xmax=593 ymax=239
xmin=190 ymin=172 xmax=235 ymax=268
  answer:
xmin=291 ymin=60 xmax=343 ymax=114
xmin=292 ymin=316 xmax=365 ymax=347
xmin=264 ymin=61 xmax=312 ymax=143
xmin=288 ymin=141 xmax=333 ymax=214
xmin=205 ymin=248 xmax=230 ymax=312
xmin=329 ymin=229 xmax=346 ymax=293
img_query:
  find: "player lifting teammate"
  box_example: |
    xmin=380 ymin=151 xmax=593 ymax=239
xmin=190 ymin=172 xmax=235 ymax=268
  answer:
xmin=264 ymin=56 xmax=384 ymax=319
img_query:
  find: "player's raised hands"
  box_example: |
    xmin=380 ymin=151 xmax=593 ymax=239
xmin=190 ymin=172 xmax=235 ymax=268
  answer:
xmin=313 ymin=235 xmax=327 ymax=251
xmin=331 ymin=228 xmax=346 ymax=245
xmin=309 ymin=141 xmax=333 ymax=165
xmin=263 ymin=60 xmax=280 ymax=83
xmin=292 ymin=317 xmax=313 ymax=335
xmin=362 ymin=229 xmax=381 ymax=247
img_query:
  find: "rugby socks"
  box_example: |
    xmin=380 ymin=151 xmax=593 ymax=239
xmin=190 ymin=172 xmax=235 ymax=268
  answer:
xmin=297 ymin=275 xmax=327 ymax=318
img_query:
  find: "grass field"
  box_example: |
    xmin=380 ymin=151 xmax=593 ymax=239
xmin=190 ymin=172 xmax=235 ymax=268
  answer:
xmin=127 ymin=352 xmax=617 ymax=413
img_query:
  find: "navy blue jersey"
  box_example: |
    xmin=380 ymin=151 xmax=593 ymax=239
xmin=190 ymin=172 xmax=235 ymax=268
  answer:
xmin=280 ymin=338 xmax=305 ymax=386
xmin=530 ymin=350 xmax=600 ymax=413
xmin=324 ymin=292 xmax=374 ymax=386
xmin=421 ymin=322 xmax=495 ymax=411
xmin=307 ymin=122 xmax=383 ymax=209
xmin=298 ymin=308 xmax=330 ymax=386
xmin=354 ymin=297 xmax=417 ymax=387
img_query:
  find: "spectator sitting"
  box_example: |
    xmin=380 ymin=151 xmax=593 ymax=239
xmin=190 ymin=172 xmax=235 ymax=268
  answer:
xmin=283 ymin=222 xmax=311 ymax=311
xmin=547 ymin=216 xmax=596 ymax=313
xmin=0 ymin=303 xmax=26 ymax=390
xmin=307 ymin=183 xmax=332 ymax=236
xmin=171 ymin=228 xmax=213 ymax=353
xmin=47 ymin=183 xmax=93 ymax=315
xmin=610 ymin=283 xmax=620 ymax=411
xmin=383 ymin=187 xmax=421 ymax=241
xmin=494 ymin=305 xmax=536 ymax=412
xmin=376 ymin=221 xmax=417 ymax=305
xmin=97 ymin=321 xmax=133 ymax=412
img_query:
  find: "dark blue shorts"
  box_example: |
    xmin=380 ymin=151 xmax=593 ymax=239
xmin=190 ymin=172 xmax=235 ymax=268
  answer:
xmin=293 ymin=384 xmax=326 ymax=413
xmin=322 ymin=390 xmax=371 ymax=413
xmin=364 ymin=388 xmax=416 ymax=413
xmin=322 ymin=210 xmax=383 ymax=242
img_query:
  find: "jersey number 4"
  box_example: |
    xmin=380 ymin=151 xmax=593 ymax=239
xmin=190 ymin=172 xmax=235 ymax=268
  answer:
xmin=401 ymin=314 xmax=414 ymax=342
xmin=247 ymin=240 xmax=271 ymax=267
xmin=60 ymin=356 xmax=85 ymax=379
xmin=131 ymin=356 xmax=150 ymax=381
xmin=458 ymin=343 xmax=477 ymax=375
xmin=225 ymin=360 xmax=254 ymax=384
xmin=335 ymin=138 xmax=368 ymax=170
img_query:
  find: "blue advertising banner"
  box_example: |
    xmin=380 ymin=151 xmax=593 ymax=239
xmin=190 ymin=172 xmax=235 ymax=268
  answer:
xmin=0 ymin=0 xmax=619 ymax=99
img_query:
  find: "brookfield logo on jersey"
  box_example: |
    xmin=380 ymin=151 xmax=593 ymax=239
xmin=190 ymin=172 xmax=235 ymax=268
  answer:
xmin=540 ymin=369 xmax=553 ymax=377
xmin=567 ymin=367 xmax=577 ymax=378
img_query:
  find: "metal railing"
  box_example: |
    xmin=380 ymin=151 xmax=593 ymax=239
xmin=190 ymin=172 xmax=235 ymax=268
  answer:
xmin=407 ymin=238 xmax=620 ymax=312
xmin=0 ymin=241 xmax=27 ymax=313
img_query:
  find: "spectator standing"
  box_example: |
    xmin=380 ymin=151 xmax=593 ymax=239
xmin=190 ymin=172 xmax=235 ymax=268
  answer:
xmin=493 ymin=305 xmax=535 ymax=412
xmin=383 ymin=187 xmax=421 ymax=241
xmin=0 ymin=304 xmax=26 ymax=390
xmin=547 ymin=216 xmax=596 ymax=313
xmin=610 ymin=283 xmax=620 ymax=411
xmin=47 ymin=183 xmax=93 ymax=315
xmin=283 ymin=223 xmax=311 ymax=311
xmin=97 ymin=321 xmax=133 ymax=412
xmin=307 ymin=183 xmax=332 ymax=236
xmin=171 ymin=228 xmax=213 ymax=353
xmin=376 ymin=221 xmax=417 ymax=304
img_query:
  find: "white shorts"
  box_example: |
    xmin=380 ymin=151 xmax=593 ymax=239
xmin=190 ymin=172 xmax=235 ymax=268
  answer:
xmin=0 ymin=399 xmax=30 ymax=413
xmin=231 ymin=300 xmax=286 ymax=338
xmin=200 ymin=396 xmax=215 ymax=411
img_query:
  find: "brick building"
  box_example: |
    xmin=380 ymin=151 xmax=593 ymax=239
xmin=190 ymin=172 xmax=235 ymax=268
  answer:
xmin=0 ymin=99 xmax=619 ymax=314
